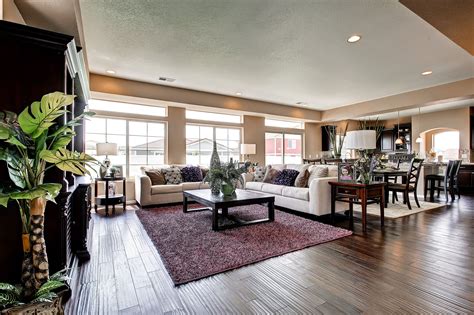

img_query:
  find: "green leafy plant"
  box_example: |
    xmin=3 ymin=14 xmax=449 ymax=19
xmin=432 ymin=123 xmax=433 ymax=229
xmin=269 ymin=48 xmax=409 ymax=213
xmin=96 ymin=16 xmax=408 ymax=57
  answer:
xmin=203 ymin=159 xmax=247 ymax=193
xmin=324 ymin=122 xmax=348 ymax=158
xmin=0 ymin=92 xmax=99 ymax=308
xmin=358 ymin=117 xmax=384 ymax=141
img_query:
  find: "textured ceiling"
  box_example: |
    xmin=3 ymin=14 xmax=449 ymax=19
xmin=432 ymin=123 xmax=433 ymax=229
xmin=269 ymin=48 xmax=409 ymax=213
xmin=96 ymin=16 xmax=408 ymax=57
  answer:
xmin=79 ymin=0 xmax=474 ymax=110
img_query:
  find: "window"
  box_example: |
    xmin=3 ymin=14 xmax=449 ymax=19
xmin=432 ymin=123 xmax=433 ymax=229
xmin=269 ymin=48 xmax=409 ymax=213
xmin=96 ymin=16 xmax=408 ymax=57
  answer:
xmin=186 ymin=125 xmax=241 ymax=165
xmin=89 ymin=99 xmax=166 ymax=117
xmin=265 ymin=119 xmax=304 ymax=129
xmin=85 ymin=117 xmax=166 ymax=177
xmin=432 ymin=131 xmax=459 ymax=161
xmin=265 ymin=132 xmax=303 ymax=164
xmin=186 ymin=110 xmax=242 ymax=124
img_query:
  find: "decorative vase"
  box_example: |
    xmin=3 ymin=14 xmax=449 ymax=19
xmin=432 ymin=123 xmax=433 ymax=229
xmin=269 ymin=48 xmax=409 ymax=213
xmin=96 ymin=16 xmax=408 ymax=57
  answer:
xmin=220 ymin=181 xmax=236 ymax=196
xmin=357 ymin=172 xmax=371 ymax=184
xmin=209 ymin=141 xmax=221 ymax=195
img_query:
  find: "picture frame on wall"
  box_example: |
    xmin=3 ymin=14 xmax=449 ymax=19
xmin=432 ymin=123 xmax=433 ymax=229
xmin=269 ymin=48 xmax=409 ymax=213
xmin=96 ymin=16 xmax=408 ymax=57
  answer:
xmin=338 ymin=162 xmax=355 ymax=182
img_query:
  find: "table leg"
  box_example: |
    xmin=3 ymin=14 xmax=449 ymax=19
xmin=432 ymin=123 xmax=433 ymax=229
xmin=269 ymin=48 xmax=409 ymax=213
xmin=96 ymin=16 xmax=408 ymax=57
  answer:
xmin=349 ymin=200 xmax=353 ymax=231
xmin=123 ymin=179 xmax=126 ymax=211
xmin=94 ymin=180 xmax=98 ymax=213
xmin=212 ymin=207 xmax=218 ymax=231
xmin=222 ymin=207 xmax=228 ymax=216
xmin=380 ymin=186 xmax=385 ymax=227
xmin=268 ymin=200 xmax=275 ymax=222
xmin=330 ymin=185 xmax=336 ymax=224
xmin=105 ymin=181 xmax=109 ymax=217
xmin=384 ymin=175 xmax=389 ymax=208
xmin=361 ymin=188 xmax=367 ymax=233
xmin=183 ymin=196 xmax=188 ymax=213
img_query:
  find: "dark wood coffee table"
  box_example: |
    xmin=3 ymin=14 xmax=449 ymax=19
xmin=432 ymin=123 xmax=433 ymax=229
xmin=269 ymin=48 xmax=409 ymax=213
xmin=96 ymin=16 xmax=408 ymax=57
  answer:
xmin=183 ymin=189 xmax=275 ymax=231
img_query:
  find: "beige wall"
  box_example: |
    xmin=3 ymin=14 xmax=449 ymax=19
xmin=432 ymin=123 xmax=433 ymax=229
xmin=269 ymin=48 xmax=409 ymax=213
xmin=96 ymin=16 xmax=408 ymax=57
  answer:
xmin=167 ymin=107 xmax=186 ymax=164
xmin=0 ymin=0 xmax=25 ymax=24
xmin=243 ymin=115 xmax=265 ymax=165
xmin=412 ymin=107 xmax=471 ymax=160
xmin=304 ymin=122 xmax=321 ymax=159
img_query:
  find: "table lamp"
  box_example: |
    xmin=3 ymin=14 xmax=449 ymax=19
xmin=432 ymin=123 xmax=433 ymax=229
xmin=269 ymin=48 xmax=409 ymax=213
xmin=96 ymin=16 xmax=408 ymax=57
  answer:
xmin=96 ymin=142 xmax=118 ymax=177
xmin=240 ymin=144 xmax=256 ymax=161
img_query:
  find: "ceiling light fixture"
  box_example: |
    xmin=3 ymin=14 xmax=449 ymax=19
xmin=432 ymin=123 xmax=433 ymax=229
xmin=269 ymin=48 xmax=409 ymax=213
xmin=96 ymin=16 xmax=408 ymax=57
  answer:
xmin=416 ymin=107 xmax=423 ymax=143
xmin=235 ymin=92 xmax=242 ymax=96
xmin=347 ymin=35 xmax=361 ymax=43
xmin=395 ymin=111 xmax=403 ymax=145
xmin=421 ymin=70 xmax=433 ymax=76
xmin=296 ymin=102 xmax=308 ymax=106
xmin=106 ymin=70 xmax=116 ymax=74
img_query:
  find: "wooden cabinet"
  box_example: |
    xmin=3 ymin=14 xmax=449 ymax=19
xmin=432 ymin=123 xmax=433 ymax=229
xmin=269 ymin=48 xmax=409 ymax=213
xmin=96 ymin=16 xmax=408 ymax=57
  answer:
xmin=380 ymin=129 xmax=395 ymax=152
xmin=321 ymin=125 xmax=335 ymax=152
xmin=458 ymin=164 xmax=474 ymax=194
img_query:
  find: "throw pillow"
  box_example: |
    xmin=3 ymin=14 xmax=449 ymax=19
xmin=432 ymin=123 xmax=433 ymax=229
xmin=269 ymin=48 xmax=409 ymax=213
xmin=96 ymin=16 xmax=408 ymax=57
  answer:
xmin=253 ymin=166 xmax=266 ymax=182
xmin=263 ymin=168 xmax=281 ymax=183
xmin=308 ymin=166 xmax=329 ymax=184
xmin=294 ymin=169 xmax=310 ymax=187
xmin=162 ymin=167 xmax=183 ymax=185
xmin=181 ymin=166 xmax=203 ymax=182
xmin=145 ymin=170 xmax=166 ymax=185
xmin=273 ymin=169 xmax=300 ymax=186
xmin=200 ymin=167 xmax=209 ymax=179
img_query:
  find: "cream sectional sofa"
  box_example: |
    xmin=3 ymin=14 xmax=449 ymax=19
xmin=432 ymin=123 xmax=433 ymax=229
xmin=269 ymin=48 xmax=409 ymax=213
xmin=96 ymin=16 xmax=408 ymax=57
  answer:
xmin=135 ymin=165 xmax=209 ymax=207
xmin=243 ymin=164 xmax=345 ymax=216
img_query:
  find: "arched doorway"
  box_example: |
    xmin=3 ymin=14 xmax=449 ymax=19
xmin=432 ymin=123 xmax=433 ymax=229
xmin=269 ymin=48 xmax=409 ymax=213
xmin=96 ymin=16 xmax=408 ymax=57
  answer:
xmin=419 ymin=128 xmax=460 ymax=161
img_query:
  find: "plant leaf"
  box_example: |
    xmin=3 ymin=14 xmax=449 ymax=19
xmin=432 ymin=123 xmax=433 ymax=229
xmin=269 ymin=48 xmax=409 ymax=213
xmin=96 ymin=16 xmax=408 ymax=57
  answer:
xmin=18 ymin=92 xmax=75 ymax=139
xmin=40 ymin=148 xmax=97 ymax=175
xmin=0 ymin=184 xmax=62 ymax=207
xmin=34 ymin=280 xmax=66 ymax=299
xmin=49 ymin=269 xmax=70 ymax=282
xmin=0 ymin=147 xmax=26 ymax=189
xmin=31 ymin=292 xmax=57 ymax=304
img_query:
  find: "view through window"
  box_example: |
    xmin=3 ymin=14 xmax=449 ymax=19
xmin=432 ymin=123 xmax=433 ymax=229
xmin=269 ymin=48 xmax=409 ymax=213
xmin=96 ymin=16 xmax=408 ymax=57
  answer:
xmin=85 ymin=117 xmax=165 ymax=177
xmin=265 ymin=132 xmax=303 ymax=164
xmin=186 ymin=125 xmax=241 ymax=165
xmin=432 ymin=131 xmax=459 ymax=161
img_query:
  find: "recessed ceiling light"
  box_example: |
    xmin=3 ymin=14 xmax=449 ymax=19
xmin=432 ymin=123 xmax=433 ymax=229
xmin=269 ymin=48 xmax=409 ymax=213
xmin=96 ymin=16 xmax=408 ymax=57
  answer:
xmin=347 ymin=35 xmax=361 ymax=43
xmin=106 ymin=70 xmax=116 ymax=74
xmin=158 ymin=76 xmax=176 ymax=82
xmin=421 ymin=70 xmax=433 ymax=76
xmin=235 ymin=92 xmax=242 ymax=96
xmin=296 ymin=102 xmax=308 ymax=106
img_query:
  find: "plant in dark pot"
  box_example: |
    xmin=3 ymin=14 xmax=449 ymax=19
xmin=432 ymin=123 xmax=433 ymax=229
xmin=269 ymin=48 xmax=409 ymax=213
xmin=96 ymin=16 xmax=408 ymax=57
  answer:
xmin=204 ymin=159 xmax=247 ymax=196
xmin=0 ymin=92 xmax=99 ymax=313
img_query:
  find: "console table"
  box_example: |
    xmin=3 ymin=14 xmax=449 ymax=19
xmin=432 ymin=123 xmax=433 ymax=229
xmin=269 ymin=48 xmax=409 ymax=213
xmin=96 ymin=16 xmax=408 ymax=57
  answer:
xmin=329 ymin=181 xmax=386 ymax=232
xmin=95 ymin=177 xmax=126 ymax=216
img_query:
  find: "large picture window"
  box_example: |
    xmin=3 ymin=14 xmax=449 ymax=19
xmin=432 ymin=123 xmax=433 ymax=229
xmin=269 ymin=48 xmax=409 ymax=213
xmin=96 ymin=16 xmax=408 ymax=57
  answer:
xmin=432 ymin=131 xmax=460 ymax=161
xmin=265 ymin=132 xmax=303 ymax=164
xmin=85 ymin=117 xmax=166 ymax=177
xmin=186 ymin=125 xmax=241 ymax=165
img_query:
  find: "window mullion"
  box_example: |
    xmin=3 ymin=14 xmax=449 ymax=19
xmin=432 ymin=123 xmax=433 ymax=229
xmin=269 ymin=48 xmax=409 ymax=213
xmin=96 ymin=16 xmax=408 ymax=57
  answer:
xmin=126 ymin=120 xmax=130 ymax=177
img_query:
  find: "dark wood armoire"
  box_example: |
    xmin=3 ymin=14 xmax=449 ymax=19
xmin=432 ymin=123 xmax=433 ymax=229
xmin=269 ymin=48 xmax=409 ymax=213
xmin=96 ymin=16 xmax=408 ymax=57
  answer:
xmin=0 ymin=20 xmax=91 ymax=283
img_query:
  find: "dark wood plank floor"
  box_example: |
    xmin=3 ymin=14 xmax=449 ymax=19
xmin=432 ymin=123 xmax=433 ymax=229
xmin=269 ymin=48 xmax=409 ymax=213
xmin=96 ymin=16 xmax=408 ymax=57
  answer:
xmin=66 ymin=197 xmax=474 ymax=314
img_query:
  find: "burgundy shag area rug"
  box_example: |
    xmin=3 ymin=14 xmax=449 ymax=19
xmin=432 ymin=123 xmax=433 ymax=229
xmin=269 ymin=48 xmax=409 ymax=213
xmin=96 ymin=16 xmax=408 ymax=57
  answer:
xmin=136 ymin=204 xmax=352 ymax=285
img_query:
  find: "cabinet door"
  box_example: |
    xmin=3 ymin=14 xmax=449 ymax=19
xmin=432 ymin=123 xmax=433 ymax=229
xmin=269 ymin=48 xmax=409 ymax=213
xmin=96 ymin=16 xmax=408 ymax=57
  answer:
xmin=381 ymin=129 xmax=394 ymax=152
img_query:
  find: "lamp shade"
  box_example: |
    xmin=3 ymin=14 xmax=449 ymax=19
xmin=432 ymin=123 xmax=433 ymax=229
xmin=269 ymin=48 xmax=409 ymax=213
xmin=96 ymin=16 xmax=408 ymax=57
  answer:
xmin=96 ymin=142 xmax=118 ymax=156
xmin=415 ymin=136 xmax=422 ymax=143
xmin=240 ymin=144 xmax=256 ymax=155
xmin=345 ymin=130 xmax=376 ymax=150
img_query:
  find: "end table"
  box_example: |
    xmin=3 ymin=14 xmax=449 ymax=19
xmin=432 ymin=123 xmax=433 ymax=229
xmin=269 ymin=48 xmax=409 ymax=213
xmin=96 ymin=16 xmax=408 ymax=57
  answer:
xmin=94 ymin=177 xmax=126 ymax=216
xmin=329 ymin=181 xmax=386 ymax=232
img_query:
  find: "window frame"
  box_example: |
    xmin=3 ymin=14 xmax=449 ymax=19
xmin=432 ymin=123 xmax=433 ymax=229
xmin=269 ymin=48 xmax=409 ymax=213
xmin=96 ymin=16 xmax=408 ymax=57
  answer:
xmin=185 ymin=110 xmax=242 ymax=124
xmin=265 ymin=131 xmax=304 ymax=165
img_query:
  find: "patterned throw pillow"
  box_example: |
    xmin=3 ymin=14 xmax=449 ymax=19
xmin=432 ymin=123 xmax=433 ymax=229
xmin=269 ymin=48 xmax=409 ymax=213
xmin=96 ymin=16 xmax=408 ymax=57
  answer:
xmin=294 ymin=169 xmax=310 ymax=187
xmin=253 ymin=166 xmax=266 ymax=182
xmin=200 ymin=167 xmax=209 ymax=179
xmin=162 ymin=167 xmax=183 ymax=185
xmin=145 ymin=170 xmax=166 ymax=185
xmin=308 ymin=166 xmax=329 ymax=184
xmin=263 ymin=168 xmax=281 ymax=183
xmin=181 ymin=166 xmax=203 ymax=182
xmin=273 ymin=169 xmax=300 ymax=186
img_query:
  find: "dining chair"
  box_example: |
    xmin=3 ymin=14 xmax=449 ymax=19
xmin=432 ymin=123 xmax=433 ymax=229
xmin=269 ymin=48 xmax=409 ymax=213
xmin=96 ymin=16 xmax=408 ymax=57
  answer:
xmin=424 ymin=160 xmax=462 ymax=202
xmin=387 ymin=158 xmax=424 ymax=210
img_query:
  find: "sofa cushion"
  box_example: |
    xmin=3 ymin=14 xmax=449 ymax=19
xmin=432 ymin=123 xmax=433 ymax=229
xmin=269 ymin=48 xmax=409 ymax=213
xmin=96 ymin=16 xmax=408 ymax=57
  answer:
xmin=270 ymin=164 xmax=286 ymax=171
xmin=246 ymin=181 xmax=264 ymax=191
xmin=273 ymin=169 xmax=299 ymax=186
xmin=308 ymin=166 xmax=329 ymax=183
xmin=162 ymin=167 xmax=183 ymax=184
xmin=182 ymin=182 xmax=201 ymax=190
xmin=141 ymin=165 xmax=170 ymax=175
xmin=181 ymin=166 xmax=203 ymax=182
xmin=294 ymin=169 xmax=310 ymax=188
xmin=285 ymin=164 xmax=305 ymax=171
xmin=145 ymin=170 xmax=166 ymax=185
xmin=253 ymin=166 xmax=267 ymax=182
xmin=199 ymin=182 xmax=210 ymax=189
xmin=263 ymin=168 xmax=281 ymax=183
xmin=151 ymin=184 xmax=182 ymax=195
xmin=261 ymin=183 xmax=284 ymax=195
xmin=281 ymin=186 xmax=309 ymax=201
xmin=327 ymin=165 xmax=338 ymax=178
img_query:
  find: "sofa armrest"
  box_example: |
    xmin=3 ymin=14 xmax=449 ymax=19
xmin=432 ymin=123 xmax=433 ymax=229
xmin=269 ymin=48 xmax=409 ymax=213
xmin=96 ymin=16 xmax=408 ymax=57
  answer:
xmin=308 ymin=176 xmax=345 ymax=216
xmin=135 ymin=175 xmax=152 ymax=206
xmin=241 ymin=173 xmax=254 ymax=189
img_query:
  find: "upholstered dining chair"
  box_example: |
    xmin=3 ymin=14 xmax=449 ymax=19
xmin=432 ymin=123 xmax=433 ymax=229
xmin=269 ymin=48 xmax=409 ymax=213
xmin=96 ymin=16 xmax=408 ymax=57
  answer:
xmin=387 ymin=158 xmax=424 ymax=210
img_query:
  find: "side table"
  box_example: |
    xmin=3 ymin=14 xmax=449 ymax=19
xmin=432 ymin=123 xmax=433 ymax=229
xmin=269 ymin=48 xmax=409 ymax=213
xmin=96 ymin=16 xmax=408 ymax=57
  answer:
xmin=329 ymin=181 xmax=386 ymax=232
xmin=94 ymin=177 xmax=126 ymax=216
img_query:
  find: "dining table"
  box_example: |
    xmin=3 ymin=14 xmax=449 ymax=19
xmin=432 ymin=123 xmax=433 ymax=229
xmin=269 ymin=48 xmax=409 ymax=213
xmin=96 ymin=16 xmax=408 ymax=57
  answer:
xmin=372 ymin=168 xmax=408 ymax=207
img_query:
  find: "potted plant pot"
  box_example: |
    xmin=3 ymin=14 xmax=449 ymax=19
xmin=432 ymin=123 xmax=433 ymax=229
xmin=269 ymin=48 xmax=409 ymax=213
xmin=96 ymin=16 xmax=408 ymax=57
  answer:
xmin=220 ymin=181 xmax=236 ymax=196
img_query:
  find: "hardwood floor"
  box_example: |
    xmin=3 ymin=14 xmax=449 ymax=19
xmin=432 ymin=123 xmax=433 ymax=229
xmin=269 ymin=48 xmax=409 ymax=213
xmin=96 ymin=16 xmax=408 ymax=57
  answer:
xmin=66 ymin=197 xmax=474 ymax=314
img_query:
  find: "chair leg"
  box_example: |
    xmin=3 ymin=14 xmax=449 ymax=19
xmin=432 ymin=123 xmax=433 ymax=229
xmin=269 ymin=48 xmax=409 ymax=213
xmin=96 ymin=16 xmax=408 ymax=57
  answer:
xmin=405 ymin=191 xmax=412 ymax=210
xmin=437 ymin=180 xmax=441 ymax=197
xmin=444 ymin=184 xmax=448 ymax=203
xmin=403 ymin=191 xmax=407 ymax=204
xmin=424 ymin=178 xmax=428 ymax=201
xmin=392 ymin=191 xmax=396 ymax=204
xmin=414 ymin=190 xmax=421 ymax=208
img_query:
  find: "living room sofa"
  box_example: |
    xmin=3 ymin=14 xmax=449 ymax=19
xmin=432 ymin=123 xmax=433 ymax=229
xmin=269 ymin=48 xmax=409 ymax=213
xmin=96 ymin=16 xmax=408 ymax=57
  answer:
xmin=135 ymin=165 xmax=209 ymax=207
xmin=242 ymin=164 xmax=346 ymax=216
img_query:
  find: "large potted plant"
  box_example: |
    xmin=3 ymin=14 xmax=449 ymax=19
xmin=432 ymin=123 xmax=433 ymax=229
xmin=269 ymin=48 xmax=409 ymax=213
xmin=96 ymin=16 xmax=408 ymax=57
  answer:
xmin=204 ymin=159 xmax=247 ymax=196
xmin=0 ymin=92 xmax=98 ymax=313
